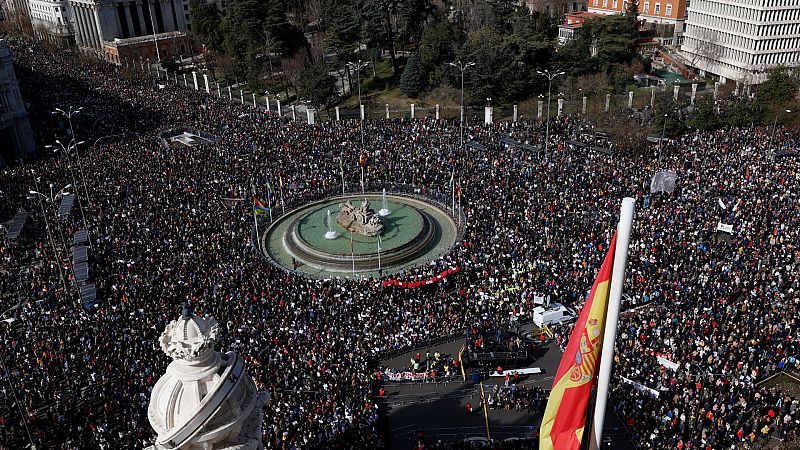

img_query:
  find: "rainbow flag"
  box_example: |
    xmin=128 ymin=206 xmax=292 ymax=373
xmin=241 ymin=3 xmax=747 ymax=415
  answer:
xmin=253 ymin=196 xmax=269 ymax=215
xmin=539 ymin=232 xmax=617 ymax=450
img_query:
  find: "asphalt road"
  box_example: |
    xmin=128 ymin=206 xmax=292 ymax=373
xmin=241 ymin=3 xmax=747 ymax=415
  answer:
xmin=377 ymin=324 xmax=638 ymax=450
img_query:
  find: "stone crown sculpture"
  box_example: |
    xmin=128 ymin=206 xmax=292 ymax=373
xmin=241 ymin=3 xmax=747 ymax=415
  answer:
xmin=337 ymin=198 xmax=384 ymax=236
xmin=159 ymin=306 xmax=219 ymax=363
xmin=147 ymin=305 xmax=266 ymax=450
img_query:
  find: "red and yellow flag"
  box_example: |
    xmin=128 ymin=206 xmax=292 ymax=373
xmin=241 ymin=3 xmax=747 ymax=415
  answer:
xmin=539 ymin=232 xmax=617 ymax=450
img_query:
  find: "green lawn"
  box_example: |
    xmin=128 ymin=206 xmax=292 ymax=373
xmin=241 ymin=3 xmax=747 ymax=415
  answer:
xmin=338 ymin=59 xmax=463 ymax=109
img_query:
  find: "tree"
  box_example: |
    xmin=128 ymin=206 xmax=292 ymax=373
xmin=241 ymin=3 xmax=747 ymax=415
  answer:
xmin=725 ymin=97 xmax=763 ymax=127
xmin=324 ymin=4 xmax=360 ymax=93
xmin=625 ymin=0 xmax=639 ymax=24
xmin=461 ymin=27 xmax=509 ymax=104
xmin=417 ymin=20 xmax=460 ymax=92
xmin=555 ymin=32 xmax=594 ymax=77
xmin=687 ymin=93 xmax=720 ymax=131
xmin=262 ymin=0 xmax=308 ymax=57
xmin=399 ymin=54 xmax=423 ymax=98
xmin=587 ymin=15 xmax=637 ymax=69
xmin=685 ymin=28 xmax=720 ymax=78
xmin=296 ymin=62 xmax=338 ymax=111
xmin=325 ymin=5 xmax=360 ymax=63
xmin=755 ymin=66 xmax=800 ymax=109
xmin=652 ymin=97 xmax=686 ymax=137
xmin=189 ymin=0 xmax=222 ymax=50
xmin=221 ymin=0 xmax=308 ymax=78
xmin=362 ymin=0 xmax=401 ymax=75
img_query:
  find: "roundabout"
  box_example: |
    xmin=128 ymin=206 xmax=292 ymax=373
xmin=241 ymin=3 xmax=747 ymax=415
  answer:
xmin=260 ymin=192 xmax=459 ymax=278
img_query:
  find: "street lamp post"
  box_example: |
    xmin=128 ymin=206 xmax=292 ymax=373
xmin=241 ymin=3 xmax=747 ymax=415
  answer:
xmin=536 ymin=69 xmax=565 ymax=155
xmin=47 ymin=140 xmax=91 ymax=248
xmin=449 ymin=61 xmax=475 ymax=148
xmin=770 ymin=109 xmax=792 ymax=155
xmin=53 ymin=107 xmax=91 ymax=206
xmin=657 ymin=113 xmax=669 ymax=168
xmin=28 ymin=184 xmax=71 ymax=296
xmin=347 ymin=60 xmax=371 ymax=148
xmin=0 ymin=307 xmax=36 ymax=450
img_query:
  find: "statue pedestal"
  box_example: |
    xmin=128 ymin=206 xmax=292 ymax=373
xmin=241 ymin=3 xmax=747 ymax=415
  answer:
xmin=378 ymin=208 xmax=391 ymax=217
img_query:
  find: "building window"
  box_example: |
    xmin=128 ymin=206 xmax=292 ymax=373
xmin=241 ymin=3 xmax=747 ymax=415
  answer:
xmin=643 ymin=1 xmax=649 ymax=13
xmin=665 ymin=3 xmax=672 ymax=16
xmin=654 ymin=3 xmax=660 ymax=14
xmin=613 ymin=0 xmax=618 ymax=8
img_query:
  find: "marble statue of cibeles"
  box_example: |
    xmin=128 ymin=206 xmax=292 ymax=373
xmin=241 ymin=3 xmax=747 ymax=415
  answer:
xmin=146 ymin=306 xmax=268 ymax=450
xmin=336 ymin=198 xmax=384 ymax=236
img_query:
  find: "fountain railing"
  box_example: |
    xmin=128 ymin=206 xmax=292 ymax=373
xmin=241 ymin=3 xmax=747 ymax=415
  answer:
xmin=252 ymin=182 xmax=467 ymax=275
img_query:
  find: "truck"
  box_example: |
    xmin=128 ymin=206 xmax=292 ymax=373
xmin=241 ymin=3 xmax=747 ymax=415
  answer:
xmin=532 ymin=303 xmax=577 ymax=327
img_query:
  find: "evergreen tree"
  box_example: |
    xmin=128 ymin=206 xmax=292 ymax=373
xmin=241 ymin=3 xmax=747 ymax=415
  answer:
xmin=325 ymin=5 xmax=360 ymax=64
xmin=652 ymin=97 xmax=686 ymax=137
xmin=189 ymin=0 xmax=222 ymax=50
xmin=687 ymin=93 xmax=720 ymax=131
xmin=417 ymin=20 xmax=460 ymax=91
xmin=625 ymin=0 xmax=639 ymax=23
xmin=399 ymin=54 xmax=423 ymax=98
xmin=755 ymin=66 xmax=800 ymax=109
xmin=296 ymin=62 xmax=338 ymax=111
xmin=725 ymin=97 xmax=763 ymax=127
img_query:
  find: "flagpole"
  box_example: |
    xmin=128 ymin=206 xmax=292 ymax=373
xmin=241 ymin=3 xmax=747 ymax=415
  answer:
xmin=480 ymin=382 xmax=491 ymax=441
xmin=267 ymin=183 xmax=273 ymax=223
xmin=451 ymin=169 xmax=456 ymax=216
xmin=250 ymin=181 xmax=259 ymax=248
xmin=377 ymin=236 xmax=381 ymax=273
xmin=589 ymin=197 xmax=635 ymax=450
xmin=340 ymin=157 xmax=345 ymax=196
xmin=350 ymin=233 xmax=355 ymax=276
xmin=279 ymin=176 xmax=285 ymax=215
xmin=457 ymin=177 xmax=462 ymax=228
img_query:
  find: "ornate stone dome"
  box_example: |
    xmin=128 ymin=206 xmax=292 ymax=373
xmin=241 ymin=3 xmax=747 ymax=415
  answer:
xmin=147 ymin=306 xmax=266 ymax=450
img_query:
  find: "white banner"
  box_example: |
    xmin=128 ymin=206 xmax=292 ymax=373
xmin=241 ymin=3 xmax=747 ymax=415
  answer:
xmin=656 ymin=356 xmax=679 ymax=371
xmin=385 ymin=371 xmax=429 ymax=382
xmin=621 ymin=377 xmax=660 ymax=398
xmin=716 ymin=222 xmax=734 ymax=234
xmin=718 ymin=199 xmax=727 ymax=210
xmin=489 ymin=367 xmax=542 ymax=377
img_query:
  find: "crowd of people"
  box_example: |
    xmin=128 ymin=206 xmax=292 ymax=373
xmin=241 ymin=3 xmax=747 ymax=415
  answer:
xmin=1 ymin=36 xmax=800 ymax=450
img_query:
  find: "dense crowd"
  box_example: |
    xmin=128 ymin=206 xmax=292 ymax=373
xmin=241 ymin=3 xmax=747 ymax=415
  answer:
xmin=1 ymin=37 xmax=800 ymax=450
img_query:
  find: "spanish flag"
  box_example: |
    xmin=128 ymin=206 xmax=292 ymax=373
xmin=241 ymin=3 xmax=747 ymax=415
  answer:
xmin=539 ymin=232 xmax=617 ymax=450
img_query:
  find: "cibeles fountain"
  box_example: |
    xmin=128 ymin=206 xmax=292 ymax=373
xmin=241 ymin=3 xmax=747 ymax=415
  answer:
xmin=261 ymin=188 xmax=460 ymax=277
xmin=146 ymin=306 xmax=268 ymax=450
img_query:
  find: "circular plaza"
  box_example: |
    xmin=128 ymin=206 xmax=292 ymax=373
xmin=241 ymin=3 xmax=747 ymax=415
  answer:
xmin=260 ymin=193 xmax=459 ymax=278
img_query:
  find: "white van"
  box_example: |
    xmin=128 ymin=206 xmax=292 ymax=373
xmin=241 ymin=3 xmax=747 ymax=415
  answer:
xmin=532 ymin=303 xmax=576 ymax=327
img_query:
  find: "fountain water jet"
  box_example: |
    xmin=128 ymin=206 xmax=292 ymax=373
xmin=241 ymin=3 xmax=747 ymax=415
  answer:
xmin=379 ymin=188 xmax=392 ymax=216
xmin=324 ymin=209 xmax=340 ymax=239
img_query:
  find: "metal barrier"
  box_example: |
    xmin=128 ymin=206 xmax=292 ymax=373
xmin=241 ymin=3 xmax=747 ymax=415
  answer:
xmin=375 ymin=387 xmax=479 ymax=408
